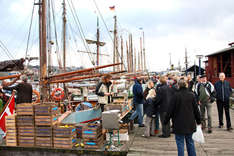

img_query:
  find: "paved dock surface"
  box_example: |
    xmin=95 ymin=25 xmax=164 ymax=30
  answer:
xmin=127 ymin=104 xmax=234 ymax=156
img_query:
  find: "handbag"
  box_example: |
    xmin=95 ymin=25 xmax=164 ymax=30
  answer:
xmin=192 ymin=125 xmax=205 ymax=143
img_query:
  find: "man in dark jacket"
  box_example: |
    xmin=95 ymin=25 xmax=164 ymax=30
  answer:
xmin=214 ymin=73 xmax=233 ymax=131
xmin=2 ymin=75 xmax=32 ymax=104
xmin=164 ymin=78 xmax=201 ymax=156
xmin=129 ymin=78 xmax=144 ymax=127
xmin=154 ymin=75 xmax=173 ymax=138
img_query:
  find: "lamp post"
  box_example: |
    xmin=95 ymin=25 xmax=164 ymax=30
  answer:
xmin=196 ymin=55 xmax=204 ymax=75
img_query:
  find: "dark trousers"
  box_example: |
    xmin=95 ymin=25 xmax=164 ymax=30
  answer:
xmin=160 ymin=112 xmax=171 ymax=137
xmin=216 ymin=100 xmax=231 ymax=128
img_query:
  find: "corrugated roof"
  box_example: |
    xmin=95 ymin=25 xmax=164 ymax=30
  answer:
xmin=206 ymin=46 xmax=234 ymax=57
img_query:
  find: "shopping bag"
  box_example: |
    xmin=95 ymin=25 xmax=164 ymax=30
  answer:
xmin=192 ymin=125 xmax=205 ymax=144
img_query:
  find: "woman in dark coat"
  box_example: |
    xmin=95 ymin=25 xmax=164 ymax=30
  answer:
xmin=164 ymin=78 xmax=201 ymax=156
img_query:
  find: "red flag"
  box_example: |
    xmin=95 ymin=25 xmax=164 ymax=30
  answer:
xmin=109 ymin=6 xmax=115 ymax=11
xmin=0 ymin=92 xmax=15 ymax=133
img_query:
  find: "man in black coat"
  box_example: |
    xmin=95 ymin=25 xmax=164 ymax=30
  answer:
xmin=2 ymin=75 xmax=32 ymax=104
xmin=214 ymin=72 xmax=233 ymax=131
xmin=164 ymin=78 xmax=201 ymax=156
xmin=154 ymin=75 xmax=173 ymax=138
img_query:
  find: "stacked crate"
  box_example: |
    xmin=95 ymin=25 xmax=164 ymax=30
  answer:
xmin=5 ymin=114 xmax=17 ymax=146
xmin=16 ymin=103 xmax=35 ymax=147
xmin=34 ymin=102 xmax=59 ymax=147
xmin=82 ymin=123 xmax=104 ymax=149
xmin=53 ymin=125 xmax=76 ymax=148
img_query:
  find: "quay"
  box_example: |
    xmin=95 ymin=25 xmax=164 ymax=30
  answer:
xmin=127 ymin=103 xmax=234 ymax=156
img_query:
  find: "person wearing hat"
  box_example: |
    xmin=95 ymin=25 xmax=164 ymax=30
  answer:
xmin=95 ymin=74 xmax=114 ymax=112
xmin=195 ymin=74 xmax=215 ymax=133
xmin=0 ymin=75 xmax=32 ymax=104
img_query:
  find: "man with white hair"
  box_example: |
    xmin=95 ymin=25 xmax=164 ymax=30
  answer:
xmin=1 ymin=75 xmax=32 ymax=104
xmin=214 ymin=72 xmax=233 ymax=131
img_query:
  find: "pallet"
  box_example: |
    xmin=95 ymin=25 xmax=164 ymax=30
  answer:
xmin=16 ymin=115 xmax=34 ymax=126
xmin=53 ymin=137 xmax=76 ymax=149
xmin=35 ymin=126 xmax=52 ymax=137
xmin=35 ymin=115 xmax=58 ymax=126
xmin=53 ymin=126 xmax=76 ymax=138
xmin=35 ymin=136 xmax=53 ymax=147
xmin=18 ymin=136 xmax=35 ymax=147
xmin=16 ymin=103 xmax=34 ymax=115
xmin=82 ymin=123 xmax=102 ymax=139
xmin=34 ymin=103 xmax=59 ymax=116
xmin=6 ymin=128 xmax=17 ymax=137
xmin=76 ymin=124 xmax=84 ymax=138
xmin=6 ymin=136 xmax=17 ymax=146
xmin=18 ymin=126 xmax=35 ymax=136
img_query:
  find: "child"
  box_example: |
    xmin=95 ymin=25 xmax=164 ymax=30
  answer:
xmin=142 ymin=88 xmax=157 ymax=137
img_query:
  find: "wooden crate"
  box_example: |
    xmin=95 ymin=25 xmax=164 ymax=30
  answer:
xmin=82 ymin=123 xmax=102 ymax=139
xmin=6 ymin=127 xmax=17 ymax=137
xmin=84 ymin=135 xmax=104 ymax=149
xmin=35 ymin=136 xmax=53 ymax=147
xmin=16 ymin=115 xmax=34 ymax=126
xmin=76 ymin=124 xmax=84 ymax=138
xmin=35 ymin=126 xmax=52 ymax=137
xmin=35 ymin=115 xmax=58 ymax=126
xmin=6 ymin=136 xmax=17 ymax=146
xmin=53 ymin=126 xmax=76 ymax=138
xmin=18 ymin=126 xmax=35 ymax=136
xmin=53 ymin=137 xmax=76 ymax=149
xmin=34 ymin=103 xmax=59 ymax=116
xmin=5 ymin=114 xmax=16 ymax=127
xmin=16 ymin=103 xmax=34 ymax=115
xmin=18 ymin=136 xmax=35 ymax=147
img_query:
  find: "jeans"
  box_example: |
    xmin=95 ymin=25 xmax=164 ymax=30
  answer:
xmin=175 ymin=134 xmax=196 ymax=156
xmin=155 ymin=112 xmax=160 ymax=130
xmin=200 ymin=101 xmax=212 ymax=128
xmin=129 ymin=104 xmax=143 ymax=125
xmin=217 ymin=100 xmax=232 ymax=128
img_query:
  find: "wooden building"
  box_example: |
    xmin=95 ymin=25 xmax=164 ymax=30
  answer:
xmin=205 ymin=44 xmax=234 ymax=88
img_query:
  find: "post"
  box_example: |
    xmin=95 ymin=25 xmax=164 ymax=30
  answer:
xmin=120 ymin=36 xmax=124 ymax=71
xmin=140 ymin=37 xmax=143 ymax=71
xmin=62 ymin=0 xmax=66 ymax=72
xmin=196 ymin=55 xmax=204 ymax=76
xmin=96 ymin=16 xmax=100 ymax=66
xmin=185 ymin=49 xmax=188 ymax=76
xmin=39 ymin=0 xmax=48 ymax=102
xmin=143 ymin=31 xmax=146 ymax=71
xmin=113 ymin=16 xmax=117 ymax=72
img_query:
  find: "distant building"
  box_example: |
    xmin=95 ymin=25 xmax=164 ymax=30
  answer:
xmin=206 ymin=43 xmax=234 ymax=88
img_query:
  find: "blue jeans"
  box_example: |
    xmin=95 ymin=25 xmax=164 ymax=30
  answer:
xmin=130 ymin=104 xmax=143 ymax=125
xmin=154 ymin=112 xmax=160 ymax=130
xmin=175 ymin=134 xmax=196 ymax=156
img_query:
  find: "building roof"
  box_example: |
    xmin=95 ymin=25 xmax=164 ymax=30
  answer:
xmin=206 ymin=46 xmax=234 ymax=57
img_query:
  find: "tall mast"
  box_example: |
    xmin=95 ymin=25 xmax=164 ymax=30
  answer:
xmin=138 ymin=51 xmax=140 ymax=71
xmin=113 ymin=15 xmax=117 ymax=72
xmin=62 ymin=0 xmax=66 ymax=72
xmin=126 ymin=41 xmax=130 ymax=72
xmin=143 ymin=31 xmax=146 ymax=71
xmin=134 ymin=47 xmax=136 ymax=72
xmin=96 ymin=16 xmax=100 ymax=66
xmin=47 ymin=0 xmax=52 ymax=75
xmin=140 ymin=37 xmax=143 ymax=71
xmin=185 ymin=48 xmax=188 ymax=76
xmin=39 ymin=0 xmax=48 ymax=102
xmin=120 ymin=36 xmax=124 ymax=71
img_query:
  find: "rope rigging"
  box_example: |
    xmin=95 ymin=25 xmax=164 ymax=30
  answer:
xmin=67 ymin=0 xmax=96 ymax=66
xmin=92 ymin=0 xmax=127 ymax=70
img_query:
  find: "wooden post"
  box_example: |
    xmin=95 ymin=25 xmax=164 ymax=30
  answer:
xmin=62 ymin=0 xmax=66 ymax=72
xmin=120 ymin=36 xmax=124 ymax=71
xmin=126 ymin=41 xmax=130 ymax=72
xmin=96 ymin=16 xmax=100 ymax=66
xmin=113 ymin=16 xmax=117 ymax=72
xmin=39 ymin=0 xmax=48 ymax=102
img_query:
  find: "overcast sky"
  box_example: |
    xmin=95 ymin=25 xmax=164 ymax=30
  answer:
xmin=0 ymin=0 xmax=234 ymax=71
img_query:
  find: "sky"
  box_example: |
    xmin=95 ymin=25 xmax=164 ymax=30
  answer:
xmin=0 ymin=0 xmax=234 ymax=72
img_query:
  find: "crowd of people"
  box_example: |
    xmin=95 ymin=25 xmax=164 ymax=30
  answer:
xmin=128 ymin=72 xmax=233 ymax=156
